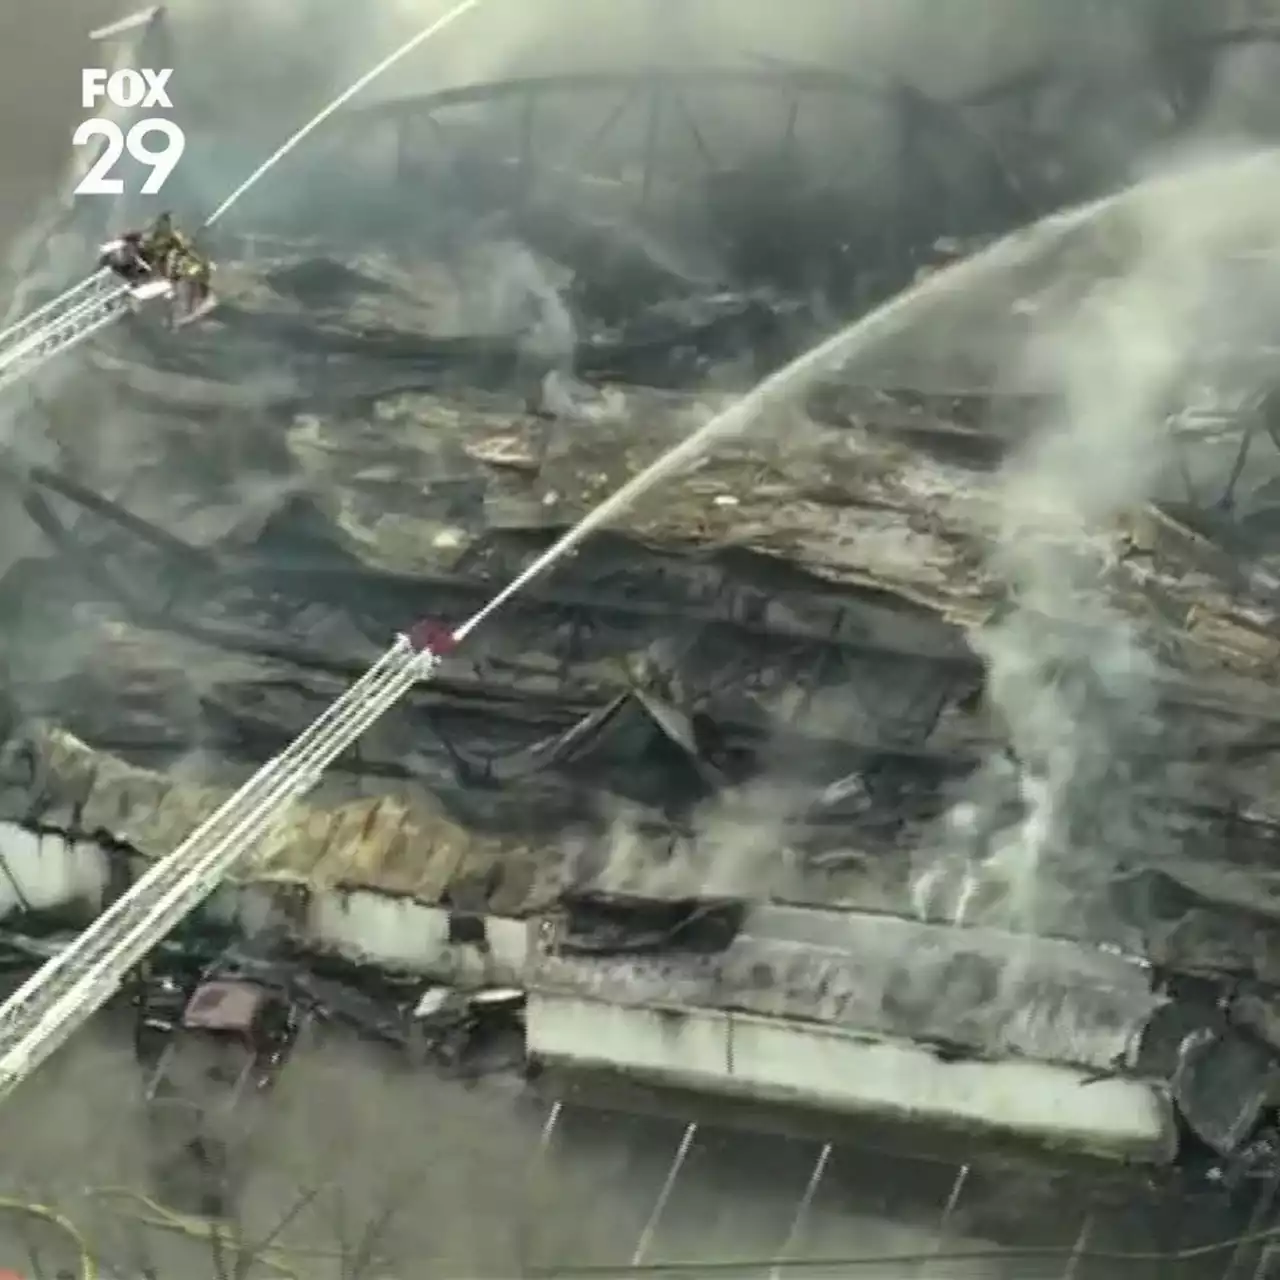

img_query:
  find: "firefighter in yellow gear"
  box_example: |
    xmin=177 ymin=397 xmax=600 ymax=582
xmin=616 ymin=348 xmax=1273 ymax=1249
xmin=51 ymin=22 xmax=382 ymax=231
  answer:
xmin=139 ymin=211 xmax=179 ymax=273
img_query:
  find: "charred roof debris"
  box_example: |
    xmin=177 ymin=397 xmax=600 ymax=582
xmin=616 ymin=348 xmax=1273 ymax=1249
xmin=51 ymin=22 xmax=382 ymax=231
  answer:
xmin=10 ymin=5 xmax=1280 ymax=1262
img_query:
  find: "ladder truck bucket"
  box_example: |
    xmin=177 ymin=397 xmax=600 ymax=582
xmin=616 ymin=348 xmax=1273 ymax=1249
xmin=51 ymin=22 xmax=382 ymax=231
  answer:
xmin=131 ymin=279 xmax=175 ymax=302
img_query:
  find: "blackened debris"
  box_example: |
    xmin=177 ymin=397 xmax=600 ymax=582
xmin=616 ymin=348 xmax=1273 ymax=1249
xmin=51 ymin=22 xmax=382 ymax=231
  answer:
xmin=1173 ymin=1029 xmax=1276 ymax=1157
xmin=409 ymin=985 xmax=526 ymax=1076
xmin=555 ymin=889 xmax=745 ymax=956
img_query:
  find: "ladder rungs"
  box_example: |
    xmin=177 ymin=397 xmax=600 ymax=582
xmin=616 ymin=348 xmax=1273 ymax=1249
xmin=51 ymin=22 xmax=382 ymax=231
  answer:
xmin=0 ymin=642 xmax=442 ymax=1095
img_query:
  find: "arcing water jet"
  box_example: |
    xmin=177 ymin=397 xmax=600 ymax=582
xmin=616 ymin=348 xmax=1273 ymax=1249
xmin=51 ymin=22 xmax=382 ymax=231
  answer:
xmin=457 ymin=148 xmax=1280 ymax=644
xmin=202 ymin=0 xmax=487 ymax=229
xmin=5 ymin=141 xmax=1280 ymax=1103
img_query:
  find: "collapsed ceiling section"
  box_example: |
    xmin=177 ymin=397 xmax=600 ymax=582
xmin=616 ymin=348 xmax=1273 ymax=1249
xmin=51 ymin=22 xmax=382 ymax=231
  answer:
xmin=6 ymin=2 xmax=1280 ymax=1183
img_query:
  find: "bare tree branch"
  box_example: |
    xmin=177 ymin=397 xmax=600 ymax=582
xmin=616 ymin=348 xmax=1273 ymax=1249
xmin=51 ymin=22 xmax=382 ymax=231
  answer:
xmin=341 ymin=1174 xmax=423 ymax=1280
xmin=234 ymin=1181 xmax=328 ymax=1280
xmin=207 ymin=1212 xmax=231 ymax=1280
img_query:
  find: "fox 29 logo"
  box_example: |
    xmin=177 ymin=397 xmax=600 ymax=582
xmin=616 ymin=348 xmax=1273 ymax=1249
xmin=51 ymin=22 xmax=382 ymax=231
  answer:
xmin=73 ymin=68 xmax=186 ymax=196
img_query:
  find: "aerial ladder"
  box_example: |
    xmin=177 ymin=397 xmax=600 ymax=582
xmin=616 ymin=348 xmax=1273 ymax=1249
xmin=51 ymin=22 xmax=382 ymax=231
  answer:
xmin=0 ymin=6 xmax=171 ymax=399
xmin=0 ymin=0 xmax=495 ymax=1107
xmin=0 ymin=269 xmax=138 ymax=397
xmin=0 ymin=630 xmax=451 ymax=1103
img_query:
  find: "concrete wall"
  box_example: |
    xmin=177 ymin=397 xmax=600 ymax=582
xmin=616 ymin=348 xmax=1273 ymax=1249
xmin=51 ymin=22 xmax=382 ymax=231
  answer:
xmin=0 ymin=818 xmax=529 ymax=982
xmin=527 ymin=991 xmax=1178 ymax=1161
xmin=206 ymin=878 xmax=530 ymax=981
xmin=0 ymin=819 xmax=1176 ymax=1161
xmin=0 ymin=823 xmax=112 ymax=917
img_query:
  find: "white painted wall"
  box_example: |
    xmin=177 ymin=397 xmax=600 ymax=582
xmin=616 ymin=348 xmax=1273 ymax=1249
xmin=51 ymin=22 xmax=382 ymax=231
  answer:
xmin=526 ymin=992 xmax=1178 ymax=1161
xmin=0 ymin=823 xmax=111 ymax=918
xmin=0 ymin=820 xmax=529 ymax=982
xmin=0 ymin=818 xmax=1179 ymax=1160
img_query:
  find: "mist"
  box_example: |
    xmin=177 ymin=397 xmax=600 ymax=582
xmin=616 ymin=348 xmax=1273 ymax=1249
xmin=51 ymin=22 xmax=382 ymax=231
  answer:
xmin=9 ymin=4 xmax=1280 ymax=1271
xmin=146 ymin=0 xmax=1230 ymax=235
xmin=909 ymin=143 xmax=1280 ymax=941
xmin=171 ymin=0 xmax=1083 ymax=99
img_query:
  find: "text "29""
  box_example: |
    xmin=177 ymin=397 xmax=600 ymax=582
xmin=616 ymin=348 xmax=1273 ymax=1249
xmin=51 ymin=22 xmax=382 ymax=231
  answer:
xmin=73 ymin=118 xmax=186 ymax=196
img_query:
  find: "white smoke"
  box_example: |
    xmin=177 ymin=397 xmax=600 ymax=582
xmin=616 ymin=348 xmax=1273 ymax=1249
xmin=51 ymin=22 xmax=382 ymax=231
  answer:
xmin=913 ymin=145 xmax=1280 ymax=939
xmin=447 ymin=239 xmax=569 ymax=353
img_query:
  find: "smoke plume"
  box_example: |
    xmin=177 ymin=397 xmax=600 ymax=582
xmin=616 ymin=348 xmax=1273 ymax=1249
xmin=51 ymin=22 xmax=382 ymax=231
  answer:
xmin=913 ymin=144 xmax=1280 ymax=940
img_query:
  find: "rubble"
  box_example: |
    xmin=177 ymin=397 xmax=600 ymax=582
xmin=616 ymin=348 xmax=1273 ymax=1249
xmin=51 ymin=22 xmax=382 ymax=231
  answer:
xmin=11 ymin=24 xmax=1280 ymax=1198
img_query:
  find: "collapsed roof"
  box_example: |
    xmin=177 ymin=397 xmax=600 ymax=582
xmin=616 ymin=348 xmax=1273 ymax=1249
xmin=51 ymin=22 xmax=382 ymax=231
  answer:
xmin=8 ymin=14 xmax=1280 ymax=1167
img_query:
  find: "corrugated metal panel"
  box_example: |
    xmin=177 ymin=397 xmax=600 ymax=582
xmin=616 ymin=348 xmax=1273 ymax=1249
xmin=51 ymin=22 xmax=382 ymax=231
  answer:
xmin=31 ymin=726 xmax=542 ymax=913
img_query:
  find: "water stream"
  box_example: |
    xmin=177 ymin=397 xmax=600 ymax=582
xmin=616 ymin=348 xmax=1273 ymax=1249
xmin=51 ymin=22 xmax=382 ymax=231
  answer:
xmin=455 ymin=149 xmax=1280 ymax=643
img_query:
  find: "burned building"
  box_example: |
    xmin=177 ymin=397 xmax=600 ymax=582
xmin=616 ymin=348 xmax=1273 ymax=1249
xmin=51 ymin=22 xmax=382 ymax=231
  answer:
xmin=9 ymin=2 xmax=1280 ymax=1276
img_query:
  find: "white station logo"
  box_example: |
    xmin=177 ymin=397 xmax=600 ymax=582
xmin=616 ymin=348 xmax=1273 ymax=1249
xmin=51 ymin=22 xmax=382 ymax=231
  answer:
xmin=74 ymin=67 xmax=186 ymax=196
